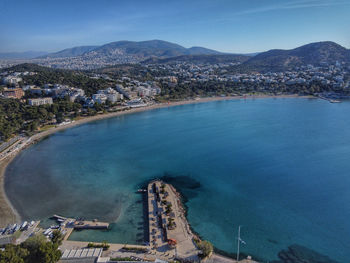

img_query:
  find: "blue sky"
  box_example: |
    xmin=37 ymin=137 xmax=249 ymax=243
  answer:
xmin=0 ymin=0 xmax=349 ymax=53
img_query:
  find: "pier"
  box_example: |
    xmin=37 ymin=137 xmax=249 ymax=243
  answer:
xmin=51 ymin=214 xmax=67 ymax=221
xmin=51 ymin=215 xmax=109 ymax=230
xmin=147 ymin=180 xmax=199 ymax=261
xmin=73 ymin=220 xmax=109 ymax=230
xmin=50 ymin=215 xmax=109 ymax=241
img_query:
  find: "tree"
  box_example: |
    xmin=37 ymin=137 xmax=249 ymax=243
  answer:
xmin=50 ymin=230 xmax=63 ymax=246
xmin=22 ymin=234 xmax=61 ymax=263
xmin=21 ymin=234 xmax=47 ymax=262
xmin=39 ymin=242 xmax=62 ymax=263
xmin=0 ymin=244 xmax=28 ymax=263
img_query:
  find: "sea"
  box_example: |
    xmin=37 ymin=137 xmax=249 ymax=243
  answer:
xmin=5 ymin=98 xmax=350 ymax=262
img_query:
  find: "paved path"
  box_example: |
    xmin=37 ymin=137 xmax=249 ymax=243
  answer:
xmin=205 ymin=254 xmax=259 ymax=263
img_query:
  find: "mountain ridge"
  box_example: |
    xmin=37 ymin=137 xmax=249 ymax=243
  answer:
xmin=2 ymin=40 xmax=348 ymax=71
xmin=239 ymin=41 xmax=350 ymax=72
xmin=39 ymin=46 xmax=99 ymax=58
xmin=40 ymin=40 xmax=223 ymax=59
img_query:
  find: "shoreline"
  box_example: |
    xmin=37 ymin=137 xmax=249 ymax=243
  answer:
xmin=0 ymin=94 xmax=314 ymax=226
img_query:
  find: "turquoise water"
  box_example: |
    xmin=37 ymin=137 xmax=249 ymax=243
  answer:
xmin=5 ymin=98 xmax=350 ymax=262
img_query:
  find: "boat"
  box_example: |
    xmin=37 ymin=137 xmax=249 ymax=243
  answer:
xmin=11 ymin=224 xmax=17 ymax=231
xmin=21 ymin=221 xmax=28 ymax=230
xmin=43 ymin=229 xmax=51 ymax=235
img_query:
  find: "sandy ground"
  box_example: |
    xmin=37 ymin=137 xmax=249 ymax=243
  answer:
xmin=0 ymin=155 xmax=21 ymax=226
xmin=0 ymin=94 xmax=314 ymax=227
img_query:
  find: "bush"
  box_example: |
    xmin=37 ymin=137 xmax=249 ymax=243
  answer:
xmin=110 ymin=257 xmax=134 ymax=261
xmin=121 ymin=246 xmax=148 ymax=253
xmin=87 ymin=241 xmax=110 ymax=251
xmin=197 ymin=240 xmax=213 ymax=258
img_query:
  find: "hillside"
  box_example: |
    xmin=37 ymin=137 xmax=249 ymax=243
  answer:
xmin=43 ymin=40 xmax=222 ymax=59
xmin=238 ymin=41 xmax=350 ymax=72
xmin=186 ymin=46 xmax=222 ymax=55
xmin=39 ymin=45 xmax=99 ymax=58
xmin=143 ymin=54 xmax=249 ymax=64
xmin=3 ymin=63 xmax=112 ymax=96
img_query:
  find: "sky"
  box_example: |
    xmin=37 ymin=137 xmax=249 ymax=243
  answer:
xmin=0 ymin=0 xmax=349 ymax=53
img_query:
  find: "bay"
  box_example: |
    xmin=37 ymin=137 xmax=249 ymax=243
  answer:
xmin=5 ymin=98 xmax=350 ymax=262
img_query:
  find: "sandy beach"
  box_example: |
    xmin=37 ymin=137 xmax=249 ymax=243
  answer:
xmin=0 ymin=94 xmax=314 ymax=226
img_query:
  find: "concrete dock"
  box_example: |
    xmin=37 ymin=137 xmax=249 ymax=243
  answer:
xmin=147 ymin=180 xmax=199 ymax=261
xmin=73 ymin=220 xmax=109 ymax=230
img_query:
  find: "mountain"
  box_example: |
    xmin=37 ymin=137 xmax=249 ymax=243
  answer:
xmin=143 ymin=54 xmax=249 ymax=64
xmin=19 ymin=40 xmax=349 ymax=71
xmin=240 ymin=41 xmax=350 ymax=72
xmin=0 ymin=51 xmax=48 ymax=59
xmin=186 ymin=46 xmax=222 ymax=55
xmin=83 ymin=40 xmax=222 ymax=58
xmin=33 ymin=40 xmax=224 ymax=69
xmin=41 ymin=40 xmax=222 ymax=60
xmin=39 ymin=45 xmax=99 ymax=58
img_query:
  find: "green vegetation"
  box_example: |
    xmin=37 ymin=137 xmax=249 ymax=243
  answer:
xmin=0 ymin=98 xmax=81 ymax=140
xmin=0 ymin=234 xmax=62 ymax=263
xmin=50 ymin=230 xmax=63 ymax=246
xmin=165 ymin=203 xmax=173 ymax=214
xmin=158 ymin=80 xmax=340 ymax=100
xmin=110 ymin=257 xmax=135 ymax=261
xmin=87 ymin=241 xmax=110 ymax=251
xmin=5 ymin=63 xmax=113 ymax=96
xmin=0 ymin=244 xmax=29 ymax=263
xmin=121 ymin=246 xmax=148 ymax=253
xmin=167 ymin=218 xmax=176 ymax=229
xmin=196 ymin=240 xmax=213 ymax=258
xmin=160 ymin=183 xmax=166 ymax=194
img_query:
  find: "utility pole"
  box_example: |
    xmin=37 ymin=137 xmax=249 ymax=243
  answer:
xmin=236 ymin=225 xmax=246 ymax=261
xmin=237 ymin=225 xmax=241 ymax=261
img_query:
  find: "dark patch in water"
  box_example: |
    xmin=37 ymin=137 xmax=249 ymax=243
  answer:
xmin=268 ymin=239 xmax=279 ymax=244
xmin=160 ymin=173 xmax=201 ymax=190
xmin=137 ymin=172 xmax=201 ymax=203
xmin=160 ymin=173 xmax=201 ymax=202
xmin=271 ymin=244 xmax=339 ymax=263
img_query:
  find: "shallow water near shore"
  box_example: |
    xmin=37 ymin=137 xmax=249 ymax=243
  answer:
xmin=5 ymin=98 xmax=350 ymax=262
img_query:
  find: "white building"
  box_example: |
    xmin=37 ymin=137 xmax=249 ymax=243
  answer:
xmin=2 ymin=76 xmax=22 ymax=85
xmin=92 ymin=93 xmax=107 ymax=104
xmin=28 ymin=97 xmax=53 ymax=106
xmin=137 ymin=86 xmax=161 ymax=97
xmin=97 ymin=87 xmax=123 ymax=102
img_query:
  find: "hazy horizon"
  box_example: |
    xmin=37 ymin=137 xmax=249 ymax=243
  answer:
xmin=0 ymin=39 xmax=348 ymax=56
